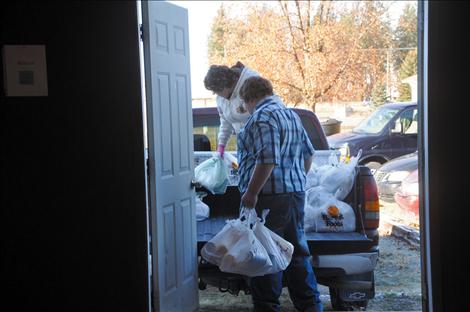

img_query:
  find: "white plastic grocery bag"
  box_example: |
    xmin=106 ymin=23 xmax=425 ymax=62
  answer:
xmin=223 ymin=152 xmax=238 ymax=170
xmin=309 ymin=199 xmax=356 ymax=232
xmin=200 ymin=217 xmax=245 ymax=266
xmin=253 ymin=210 xmax=294 ymax=274
xmin=195 ymin=193 xmax=210 ymax=222
xmin=218 ymin=208 xmax=273 ymax=277
xmin=319 ymin=150 xmax=362 ymax=200
xmin=304 ymin=187 xmax=335 ymax=232
xmin=194 ymin=155 xmax=229 ymax=194
xmin=202 ymin=208 xmax=273 ymax=277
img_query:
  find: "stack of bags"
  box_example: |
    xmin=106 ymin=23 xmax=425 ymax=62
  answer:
xmin=304 ymin=150 xmax=362 ymax=232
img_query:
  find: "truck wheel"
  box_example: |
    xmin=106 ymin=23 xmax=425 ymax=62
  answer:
xmin=329 ymin=287 xmax=368 ymax=311
xmin=198 ymin=279 xmax=207 ymax=290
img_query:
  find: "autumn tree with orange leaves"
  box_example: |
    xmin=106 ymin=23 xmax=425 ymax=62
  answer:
xmin=208 ymin=0 xmax=393 ymax=112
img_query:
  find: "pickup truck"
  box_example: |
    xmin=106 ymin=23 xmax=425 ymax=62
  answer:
xmin=193 ymin=107 xmax=380 ymax=310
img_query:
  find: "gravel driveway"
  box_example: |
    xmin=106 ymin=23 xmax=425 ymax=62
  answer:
xmin=199 ymin=232 xmax=422 ymax=311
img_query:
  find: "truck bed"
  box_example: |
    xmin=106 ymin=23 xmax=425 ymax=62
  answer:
xmin=195 ymin=150 xmax=376 ymax=256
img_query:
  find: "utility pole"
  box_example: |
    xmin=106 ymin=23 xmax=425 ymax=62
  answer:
xmin=386 ymin=48 xmax=390 ymax=101
xmin=380 ymin=47 xmax=416 ymax=101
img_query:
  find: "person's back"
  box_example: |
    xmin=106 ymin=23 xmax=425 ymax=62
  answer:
xmin=237 ymin=76 xmax=322 ymax=312
xmin=240 ymin=97 xmax=310 ymax=194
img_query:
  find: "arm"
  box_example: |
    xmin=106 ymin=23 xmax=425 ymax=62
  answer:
xmin=241 ymin=163 xmax=275 ymax=209
xmin=304 ymin=154 xmax=313 ymax=173
xmin=216 ymin=97 xmax=235 ymax=148
xmin=301 ymin=127 xmax=315 ymax=172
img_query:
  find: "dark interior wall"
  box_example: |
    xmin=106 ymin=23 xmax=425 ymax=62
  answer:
xmin=1 ymin=2 xmax=148 ymax=311
xmin=426 ymin=2 xmax=468 ymax=311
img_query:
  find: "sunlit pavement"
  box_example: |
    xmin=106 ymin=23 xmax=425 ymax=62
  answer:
xmin=379 ymin=201 xmax=420 ymax=248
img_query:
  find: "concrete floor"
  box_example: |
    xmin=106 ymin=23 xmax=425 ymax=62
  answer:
xmin=199 ymin=285 xmax=332 ymax=311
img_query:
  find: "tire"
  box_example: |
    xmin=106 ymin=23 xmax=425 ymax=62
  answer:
xmin=329 ymin=287 xmax=368 ymax=311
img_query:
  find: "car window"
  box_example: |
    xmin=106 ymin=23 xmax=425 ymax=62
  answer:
xmin=193 ymin=115 xmax=237 ymax=152
xmin=353 ymin=107 xmax=400 ymax=134
xmin=192 ymin=110 xmax=325 ymax=152
xmin=403 ymin=108 xmax=418 ymax=134
xmin=394 ymin=108 xmax=418 ymax=135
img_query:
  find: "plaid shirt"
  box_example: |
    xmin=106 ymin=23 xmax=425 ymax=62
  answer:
xmin=237 ymin=96 xmax=315 ymax=195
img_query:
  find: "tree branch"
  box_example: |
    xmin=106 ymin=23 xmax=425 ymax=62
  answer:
xmin=295 ymin=0 xmax=306 ymax=39
xmin=271 ymin=78 xmax=303 ymax=92
xmin=278 ymin=0 xmax=306 ymax=86
xmin=307 ymin=0 xmax=311 ymax=29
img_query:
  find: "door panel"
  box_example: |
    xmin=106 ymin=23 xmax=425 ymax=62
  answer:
xmin=142 ymin=1 xmax=198 ymax=311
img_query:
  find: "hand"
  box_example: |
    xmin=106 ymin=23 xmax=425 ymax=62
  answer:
xmin=217 ymin=144 xmax=225 ymax=159
xmin=241 ymin=190 xmax=258 ymax=209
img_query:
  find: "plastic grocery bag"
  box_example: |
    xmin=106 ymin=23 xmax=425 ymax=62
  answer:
xmin=253 ymin=210 xmax=294 ymax=274
xmin=218 ymin=208 xmax=273 ymax=277
xmin=195 ymin=192 xmax=210 ymax=222
xmin=319 ymin=150 xmax=362 ymax=200
xmin=223 ymin=152 xmax=238 ymax=170
xmin=305 ymin=163 xmax=320 ymax=189
xmin=306 ymin=152 xmax=339 ymax=190
xmin=306 ymin=186 xmax=332 ymax=208
xmin=201 ymin=218 xmax=243 ymax=266
xmin=304 ymin=189 xmax=336 ymax=232
xmin=306 ymin=198 xmax=356 ymax=232
xmin=194 ymin=155 xmax=229 ymax=194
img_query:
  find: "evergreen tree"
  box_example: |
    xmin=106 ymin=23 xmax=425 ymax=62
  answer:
xmin=371 ymin=83 xmax=388 ymax=106
xmin=397 ymin=49 xmax=417 ymax=101
xmin=397 ymin=83 xmax=411 ymax=102
xmin=393 ymin=3 xmax=417 ymax=70
xmin=207 ymin=4 xmax=227 ymax=64
xmin=399 ymin=49 xmax=418 ymax=80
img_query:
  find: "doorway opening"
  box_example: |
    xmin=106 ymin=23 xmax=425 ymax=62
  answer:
xmin=141 ymin=0 xmax=429 ymax=311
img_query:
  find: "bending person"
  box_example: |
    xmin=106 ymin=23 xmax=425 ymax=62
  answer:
xmin=204 ymin=61 xmax=259 ymax=158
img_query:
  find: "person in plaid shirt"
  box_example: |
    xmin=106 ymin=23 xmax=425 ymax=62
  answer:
xmin=238 ymin=76 xmax=322 ymax=312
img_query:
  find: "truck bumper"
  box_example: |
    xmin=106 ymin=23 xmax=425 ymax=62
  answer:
xmin=313 ymin=251 xmax=379 ymax=276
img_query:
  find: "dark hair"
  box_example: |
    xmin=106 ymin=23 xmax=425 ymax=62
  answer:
xmin=239 ymin=76 xmax=273 ymax=103
xmin=204 ymin=65 xmax=240 ymax=92
xmin=231 ymin=61 xmax=245 ymax=70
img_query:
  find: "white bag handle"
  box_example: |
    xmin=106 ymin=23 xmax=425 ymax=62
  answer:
xmin=260 ymin=209 xmax=270 ymax=224
xmin=240 ymin=206 xmax=259 ymax=228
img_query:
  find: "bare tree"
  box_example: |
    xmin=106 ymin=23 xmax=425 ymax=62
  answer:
xmin=208 ymin=0 xmax=392 ymax=112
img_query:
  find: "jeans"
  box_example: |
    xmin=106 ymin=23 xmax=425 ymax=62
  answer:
xmin=250 ymin=192 xmax=323 ymax=312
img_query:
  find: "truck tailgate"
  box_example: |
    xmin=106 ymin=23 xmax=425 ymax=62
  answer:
xmin=197 ymin=217 xmax=374 ymax=255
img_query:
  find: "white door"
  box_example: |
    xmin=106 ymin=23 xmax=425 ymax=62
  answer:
xmin=141 ymin=1 xmax=198 ymax=311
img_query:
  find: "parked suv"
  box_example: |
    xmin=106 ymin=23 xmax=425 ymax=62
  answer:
xmin=193 ymin=107 xmax=380 ymax=310
xmin=328 ymin=102 xmax=418 ymax=172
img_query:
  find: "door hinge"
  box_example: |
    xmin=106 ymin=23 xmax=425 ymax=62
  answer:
xmin=139 ymin=23 xmax=144 ymax=41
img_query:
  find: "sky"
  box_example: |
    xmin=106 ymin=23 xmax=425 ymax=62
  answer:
xmin=169 ymin=0 xmax=415 ymax=99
